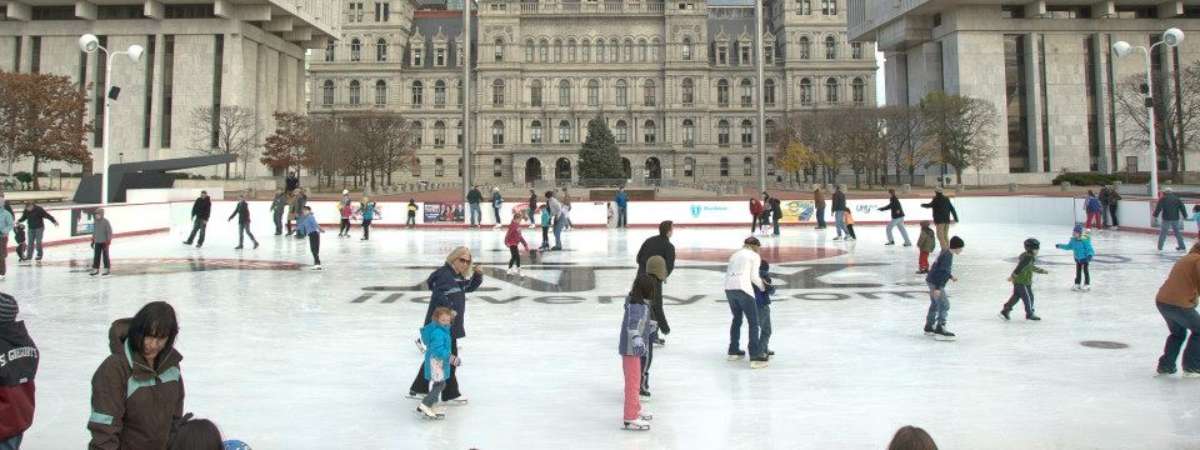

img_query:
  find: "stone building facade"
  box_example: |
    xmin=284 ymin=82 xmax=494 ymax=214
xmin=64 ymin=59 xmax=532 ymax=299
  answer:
xmin=310 ymin=0 xmax=877 ymax=186
xmin=0 ymin=0 xmax=336 ymax=179
xmin=849 ymin=0 xmax=1200 ymax=184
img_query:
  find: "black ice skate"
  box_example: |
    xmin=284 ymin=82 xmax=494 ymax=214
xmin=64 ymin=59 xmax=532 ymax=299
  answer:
xmin=1026 ymin=314 xmax=1041 ymax=321
xmin=622 ymin=419 xmax=650 ymax=431
xmin=933 ymin=326 xmax=957 ymax=341
xmin=727 ymin=350 xmax=746 ymax=361
xmin=999 ymin=310 xmax=1011 ymax=321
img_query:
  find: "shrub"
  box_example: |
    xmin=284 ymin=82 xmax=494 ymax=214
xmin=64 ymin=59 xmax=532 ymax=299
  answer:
xmin=1051 ymin=172 xmax=1149 ymax=186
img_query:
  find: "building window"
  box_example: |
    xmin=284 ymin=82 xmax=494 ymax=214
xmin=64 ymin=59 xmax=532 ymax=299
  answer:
xmin=161 ymin=35 xmax=175 ymax=147
xmin=717 ymin=45 xmax=727 ymax=65
xmin=351 ymin=39 xmax=362 ymax=61
xmin=411 ymin=81 xmax=423 ymax=105
xmin=434 ymin=80 xmax=446 ymax=106
xmin=322 ymin=80 xmax=334 ymax=105
xmin=410 ymin=121 xmax=422 ymax=146
xmin=377 ymin=38 xmax=388 ymax=62
xmin=852 ymin=77 xmax=865 ymax=105
xmin=412 ymin=158 xmax=422 ymax=177
xmin=456 ymin=41 xmax=465 ymax=66
xmin=643 ymin=80 xmax=656 ymax=106
xmin=639 ymin=39 xmax=648 ymax=61
xmin=596 ymin=40 xmax=605 ymax=62
xmin=743 ymin=157 xmax=753 ymax=176
xmin=531 ymin=80 xmax=543 ymax=106
xmin=559 ymin=80 xmax=571 ymax=106
xmin=1005 ymin=34 xmax=1031 ymax=173
xmin=412 ymin=46 xmax=422 ymax=66
xmin=554 ymin=39 xmax=563 ymax=62
xmin=494 ymin=38 xmax=505 ymax=62
xmin=683 ymin=119 xmax=695 ymax=146
xmin=435 ymin=158 xmax=444 ymax=177
xmin=739 ymin=44 xmax=750 ymax=65
xmin=825 ymin=77 xmax=839 ymax=103
xmin=1000 ymin=5 xmax=1025 ymax=18
xmin=375 ymin=1 xmax=390 ymax=21
xmin=740 ymin=120 xmax=753 ymax=145
xmin=682 ymin=78 xmax=694 ymax=105
xmin=493 ymin=79 xmax=505 ymax=106
xmin=531 ymin=120 xmax=543 ymax=144
xmin=1085 ymin=36 xmax=1101 ymax=171
xmin=684 ymin=157 xmax=695 ymax=177
xmin=615 ymin=120 xmax=628 ymax=143
xmin=720 ymin=157 xmax=729 ymax=176
xmin=558 ymin=120 xmax=571 ymax=143
xmin=492 ymin=120 xmax=505 ymax=145
xmin=800 ymin=78 xmax=813 ymax=105
xmin=587 ymin=79 xmax=600 ymax=106
xmin=457 ymin=121 xmax=464 ymax=145
xmin=568 ymin=39 xmax=577 ymax=62
xmin=718 ymin=120 xmax=730 ymax=146
xmin=325 ymin=40 xmax=335 ymax=62
xmin=651 ymin=38 xmax=660 ymax=61
xmin=717 ymin=79 xmax=730 ymax=107
xmin=348 ymin=2 xmax=365 ymax=22
xmin=682 ymin=37 xmax=693 ymax=61
xmin=1045 ymin=5 xmax=1091 ymax=19
xmin=643 ymin=120 xmax=657 ymax=144
xmin=1114 ymin=6 xmax=1154 ymax=19
xmin=740 ymin=79 xmax=753 ymax=107
xmin=582 ymin=39 xmax=591 ymax=62
xmin=434 ymin=121 xmax=446 ymax=147
xmin=821 ymin=0 xmax=836 ymax=15
xmin=435 ymin=48 xmax=446 ymax=66
xmin=375 ymin=80 xmax=387 ymax=106
xmin=797 ymin=0 xmax=810 ymax=15
xmin=540 ymin=39 xmax=549 ymax=62
xmin=825 ymin=35 xmax=837 ymax=59
xmin=616 ymin=80 xmax=628 ymax=106
xmin=350 ymin=80 xmax=361 ymax=105
xmin=610 ymin=39 xmax=619 ymax=62
xmin=624 ymin=39 xmax=634 ymax=62
xmin=525 ymin=39 xmax=535 ymax=62
xmin=765 ymin=45 xmax=774 ymax=65
xmin=766 ymin=120 xmax=777 ymax=143
xmin=851 ymin=42 xmax=863 ymax=60
xmin=494 ymin=158 xmax=504 ymax=178
xmin=799 ymin=37 xmax=810 ymax=59
xmin=765 ymin=79 xmax=776 ymax=106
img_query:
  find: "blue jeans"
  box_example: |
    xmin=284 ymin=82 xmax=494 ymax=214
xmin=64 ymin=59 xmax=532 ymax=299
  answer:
xmin=886 ymin=217 xmax=911 ymax=244
xmin=1157 ymin=303 xmax=1200 ymax=373
xmin=925 ymin=282 xmax=950 ymax=329
xmin=772 ymin=216 xmax=780 ymax=236
xmin=469 ymin=203 xmax=481 ymax=225
xmin=758 ymin=304 xmax=772 ymax=354
xmin=726 ymin=290 xmax=761 ymax=357
xmin=1158 ymin=219 xmax=1185 ymax=250
xmin=834 ymin=210 xmax=847 ymax=237
xmin=552 ymin=216 xmax=564 ymax=248
xmin=0 ymin=434 xmax=21 ymax=450
xmin=617 ymin=206 xmax=627 ymax=228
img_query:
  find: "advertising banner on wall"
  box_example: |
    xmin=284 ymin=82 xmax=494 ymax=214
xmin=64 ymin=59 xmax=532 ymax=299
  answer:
xmin=70 ymin=207 xmax=99 ymax=236
xmin=779 ymin=200 xmax=817 ymax=223
xmin=423 ymin=203 xmax=464 ymax=223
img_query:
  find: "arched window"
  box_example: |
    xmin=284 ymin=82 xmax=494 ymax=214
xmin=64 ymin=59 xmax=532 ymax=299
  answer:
xmin=558 ymin=80 xmax=571 ymax=106
xmin=435 ymin=158 xmax=445 ymax=177
xmin=411 ymin=81 xmax=423 ymax=105
xmin=615 ymin=120 xmax=628 ymax=143
xmin=492 ymin=79 xmax=505 ymax=106
xmin=765 ymin=119 xmax=777 ymax=143
xmin=740 ymin=79 xmax=753 ymax=107
xmin=349 ymin=80 xmax=361 ymax=105
xmin=322 ymin=80 xmax=334 ymax=105
xmin=539 ymin=39 xmax=549 ymax=62
xmin=491 ymin=120 xmax=505 ymax=145
xmin=616 ymin=79 xmax=628 ymax=106
xmin=567 ymin=39 xmax=577 ymax=62
xmin=624 ymin=39 xmax=634 ymax=62
xmin=765 ymin=79 xmax=776 ymax=106
xmin=582 ymin=39 xmax=591 ymax=62
xmin=825 ymin=35 xmax=837 ymax=59
xmin=852 ymin=42 xmax=864 ymax=59
xmin=852 ymin=77 xmax=866 ymax=105
xmin=684 ymin=156 xmax=695 ymax=177
xmin=410 ymin=121 xmax=422 ymax=146
xmin=681 ymin=78 xmax=694 ymax=104
xmin=643 ymin=120 xmax=656 ymax=144
xmin=494 ymin=38 xmax=505 ymax=62
xmin=681 ymin=37 xmax=693 ymax=61
xmin=493 ymin=157 xmax=504 ymax=178
xmin=800 ymin=78 xmax=813 ymax=105
xmin=717 ymin=79 xmax=730 ymax=107
xmin=350 ymin=38 xmax=362 ymax=61
xmin=525 ymin=39 xmax=535 ymax=62
xmin=720 ymin=157 xmax=730 ymax=177
xmin=718 ymin=120 xmax=730 ymax=145
xmin=743 ymin=156 xmax=753 ymax=176
xmin=530 ymin=79 xmax=543 ymax=106
xmin=375 ymin=80 xmax=387 ymax=106
xmin=622 ymin=158 xmax=632 ymax=179
xmin=826 ymin=77 xmax=839 ymax=103
xmin=434 ymin=121 xmax=446 ymax=147
xmin=821 ymin=0 xmax=837 ymax=15
xmin=643 ymin=80 xmax=655 ymax=106
xmin=798 ymin=36 xmax=810 ymax=59
xmin=530 ymin=120 xmax=543 ymax=144
xmin=596 ymin=40 xmax=606 ymax=62
xmin=558 ymin=120 xmax=571 ymax=143
xmin=638 ymin=39 xmax=648 ymax=61
xmin=798 ymin=0 xmax=811 ymax=15
xmin=325 ymin=40 xmax=335 ymax=62
xmin=767 ymin=156 xmax=776 ymax=176
xmin=740 ymin=119 xmax=753 ymax=145
xmin=376 ymin=38 xmax=388 ymax=62
xmin=554 ymin=39 xmax=563 ymax=62
xmin=434 ymin=80 xmax=446 ymax=106
xmin=587 ymin=79 xmax=600 ymax=106
xmin=682 ymin=119 xmax=695 ymax=146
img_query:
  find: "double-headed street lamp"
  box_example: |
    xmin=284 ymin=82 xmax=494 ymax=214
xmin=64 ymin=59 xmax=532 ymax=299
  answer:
xmin=1112 ymin=28 xmax=1184 ymax=197
xmin=78 ymin=34 xmax=144 ymax=205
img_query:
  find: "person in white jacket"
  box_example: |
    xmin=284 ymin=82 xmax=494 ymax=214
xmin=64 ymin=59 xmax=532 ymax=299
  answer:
xmin=725 ymin=236 xmax=768 ymax=368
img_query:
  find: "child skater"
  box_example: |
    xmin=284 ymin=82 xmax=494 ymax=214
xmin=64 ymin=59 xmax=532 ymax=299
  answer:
xmin=925 ymin=236 xmax=964 ymax=340
xmin=619 ymin=268 xmax=658 ymax=431
xmin=505 ymin=215 xmax=530 ymax=276
xmin=407 ymin=199 xmax=418 ymax=228
xmin=338 ymin=200 xmax=353 ymax=238
xmin=538 ymin=205 xmax=552 ymax=251
xmin=1056 ymin=224 xmax=1096 ymax=292
xmin=916 ymin=221 xmax=935 ymax=274
xmin=754 ymin=260 xmax=776 ymax=359
xmin=844 ymin=210 xmax=858 ymax=241
xmin=356 ymin=197 xmax=380 ymax=241
xmin=1002 ymin=238 xmax=1048 ymax=321
xmin=13 ymin=223 xmax=26 ymax=262
xmin=417 ymin=306 xmax=459 ymax=420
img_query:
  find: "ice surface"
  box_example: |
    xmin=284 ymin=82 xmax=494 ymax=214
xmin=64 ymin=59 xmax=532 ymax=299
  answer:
xmin=13 ymin=223 xmax=1200 ymax=449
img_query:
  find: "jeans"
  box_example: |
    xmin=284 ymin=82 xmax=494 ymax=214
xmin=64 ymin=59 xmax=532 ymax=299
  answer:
xmin=541 ymin=226 xmax=550 ymax=248
xmin=1074 ymin=261 xmax=1091 ymax=285
xmin=362 ymin=219 xmax=372 ymax=239
xmin=1003 ymin=283 xmax=1035 ymax=317
xmin=1101 ymin=202 xmax=1112 ymax=227
xmin=92 ymin=242 xmax=110 ymax=270
xmin=25 ymin=227 xmax=44 ymax=259
xmin=307 ymin=232 xmax=321 ymax=265
xmin=469 ymin=203 xmax=481 ymax=226
xmin=925 ymin=282 xmax=950 ymax=329
xmin=750 ymin=213 xmax=759 ymax=232
xmin=184 ymin=219 xmax=206 ymax=247
xmin=772 ymin=216 xmax=780 ymax=236
xmin=0 ymin=236 xmax=6 ymax=276
xmin=1109 ymin=203 xmax=1119 ymax=227
xmin=422 ymin=381 xmax=446 ymax=408
xmin=552 ymin=217 xmax=564 ymax=248
xmin=0 ymin=434 xmax=21 ymax=450
xmin=1158 ymin=219 xmax=1185 ymax=250
xmin=622 ymin=355 xmax=642 ymax=421
xmin=1156 ymin=303 xmax=1200 ymax=373
xmin=411 ymin=336 xmax=461 ymax=400
xmin=815 ymin=207 xmax=826 ymax=228
xmin=886 ymin=217 xmax=911 ymax=244
xmin=618 ymin=206 xmax=628 ymax=228
xmin=273 ymin=212 xmax=284 ymax=235
xmin=726 ymin=289 xmax=761 ymax=357
xmin=834 ymin=211 xmax=847 ymax=237
xmin=407 ymin=215 xmax=416 ymax=227
xmin=237 ymin=223 xmax=257 ymax=247
xmin=758 ymin=304 xmax=772 ymax=354
xmin=493 ymin=206 xmax=501 ymax=224
xmin=528 ymin=208 xmax=536 ymax=225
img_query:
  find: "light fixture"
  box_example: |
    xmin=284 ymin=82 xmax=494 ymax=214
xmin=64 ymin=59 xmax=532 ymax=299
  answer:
xmin=79 ymin=34 xmax=100 ymax=53
xmin=1112 ymin=40 xmax=1132 ymax=58
xmin=127 ymin=44 xmax=145 ymax=63
xmin=1163 ymin=28 xmax=1185 ymax=47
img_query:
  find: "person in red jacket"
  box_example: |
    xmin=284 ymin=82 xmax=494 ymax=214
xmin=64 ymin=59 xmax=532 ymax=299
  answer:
xmin=0 ymin=293 xmax=38 ymax=450
xmin=505 ymin=215 xmax=530 ymax=276
xmin=749 ymin=197 xmax=764 ymax=233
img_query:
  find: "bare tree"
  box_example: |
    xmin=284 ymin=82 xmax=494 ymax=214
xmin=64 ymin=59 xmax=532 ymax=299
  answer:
xmin=342 ymin=112 xmax=417 ymax=190
xmin=191 ymin=105 xmax=258 ymax=179
xmin=1114 ymin=60 xmax=1200 ymax=182
xmin=919 ymin=92 xmax=999 ymax=186
xmin=308 ymin=117 xmax=345 ymax=188
xmin=882 ymin=105 xmax=929 ymax=185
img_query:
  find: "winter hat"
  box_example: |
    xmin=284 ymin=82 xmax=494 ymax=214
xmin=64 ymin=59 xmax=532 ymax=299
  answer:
xmin=949 ymin=236 xmax=965 ymax=249
xmin=1073 ymin=223 xmax=1084 ymax=234
xmin=0 ymin=293 xmax=17 ymax=323
xmin=646 ymin=256 xmax=668 ymax=281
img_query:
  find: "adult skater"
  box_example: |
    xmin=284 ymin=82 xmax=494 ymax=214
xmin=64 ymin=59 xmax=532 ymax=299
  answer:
xmin=270 ymin=190 xmax=287 ymax=235
xmin=0 ymin=294 xmax=37 ymax=450
xmin=296 ymin=206 xmax=323 ymax=270
xmin=749 ymin=196 xmax=764 ymax=233
xmin=813 ymin=187 xmax=826 ymax=229
xmin=356 ymin=197 xmax=380 ymax=240
xmin=615 ymin=187 xmax=629 ymax=229
xmin=467 ymin=186 xmax=483 ymax=228
xmin=547 ymin=191 xmax=564 ymax=250
xmin=636 ymin=221 xmax=676 ymax=276
xmin=1154 ymin=187 xmax=1188 ymax=251
xmin=725 ymin=237 xmax=768 ymax=368
xmin=619 ymin=272 xmax=657 ymax=431
xmin=0 ymin=202 xmax=12 ymax=280
xmin=228 ymin=194 xmax=259 ymax=250
xmin=409 ymin=247 xmax=483 ymax=404
xmin=878 ymin=189 xmax=912 ymax=246
xmin=921 ymin=188 xmax=959 ymax=249
xmin=285 ymin=191 xmax=299 ymax=236
xmin=831 ymin=185 xmax=849 ymax=240
xmin=527 ymin=189 xmax=538 ymax=229
xmin=88 ymin=302 xmax=184 ymax=450
xmin=634 ymin=256 xmax=669 ymax=401
xmin=182 ymin=191 xmax=211 ymax=248
xmin=285 ymin=171 xmax=299 ymax=193
xmin=1155 ymin=242 xmax=1200 ymax=377
xmin=90 ymin=208 xmax=113 ymax=276
xmin=769 ymin=195 xmax=782 ymax=236
xmin=18 ymin=202 xmax=57 ymax=261
xmin=491 ymin=187 xmax=503 ymax=229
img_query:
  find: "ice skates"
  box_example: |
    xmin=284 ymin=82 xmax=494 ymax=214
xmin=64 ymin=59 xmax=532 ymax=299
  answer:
xmin=727 ymin=350 xmax=746 ymax=361
xmin=622 ymin=419 xmax=650 ymax=431
xmin=933 ymin=326 xmax=956 ymax=341
xmin=416 ymin=403 xmax=444 ymax=420
xmin=750 ymin=357 xmax=769 ymax=369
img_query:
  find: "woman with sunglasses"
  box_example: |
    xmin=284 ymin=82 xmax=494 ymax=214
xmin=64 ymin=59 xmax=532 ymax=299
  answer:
xmin=408 ymin=247 xmax=484 ymax=404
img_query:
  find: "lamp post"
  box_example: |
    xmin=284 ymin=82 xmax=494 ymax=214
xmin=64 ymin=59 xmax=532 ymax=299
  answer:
xmin=78 ymin=34 xmax=144 ymax=205
xmin=1113 ymin=28 xmax=1184 ymax=197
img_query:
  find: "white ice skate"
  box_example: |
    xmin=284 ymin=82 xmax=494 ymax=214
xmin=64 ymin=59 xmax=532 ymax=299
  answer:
xmin=505 ymin=267 xmax=515 ymax=276
xmin=639 ymin=412 xmax=653 ymax=421
xmin=513 ymin=268 xmax=523 ymax=277
xmin=445 ymin=396 xmax=469 ymax=406
xmin=416 ymin=403 xmax=443 ymax=420
xmin=310 ymin=265 xmax=323 ymax=271
xmin=1183 ymin=371 xmax=1200 ymax=379
xmin=750 ymin=360 xmax=769 ymax=369
xmin=622 ymin=419 xmax=651 ymax=431
xmin=1071 ymin=284 xmax=1083 ymax=292
xmin=1083 ymin=285 xmax=1091 ymax=292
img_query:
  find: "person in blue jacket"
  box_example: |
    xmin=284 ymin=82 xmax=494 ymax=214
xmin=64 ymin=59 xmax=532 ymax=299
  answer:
xmin=491 ymin=187 xmax=504 ymax=229
xmin=925 ymin=236 xmax=964 ymax=341
xmin=615 ymin=187 xmax=629 ymax=229
xmin=1056 ymin=224 xmax=1096 ymax=292
xmin=295 ymin=206 xmax=323 ymax=270
xmin=416 ymin=306 xmax=459 ymax=419
xmin=355 ymin=197 xmax=380 ymax=241
xmin=408 ymin=247 xmax=483 ymax=404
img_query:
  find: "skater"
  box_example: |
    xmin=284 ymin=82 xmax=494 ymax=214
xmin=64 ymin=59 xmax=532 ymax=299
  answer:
xmin=631 ymin=255 xmax=668 ymax=403
xmin=296 ymin=207 xmax=323 ymax=270
xmin=491 ymin=187 xmax=503 ymax=229
xmin=921 ymin=188 xmax=959 ymax=249
xmin=769 ymin=195 xmax=782 ymax=236
xmin=844 ymin=209 xmax=858 ymax=241
xmin=1154 ymin=242 xmax=1200 ymax=377
xmin=636 ymin=221 xmax=676 ymax=277
xmin=547 ymin=191 xmax=564 ymax=250
xmin=1084 ymin=190 xmax=1103 ymax=229
xmin=527 ymin=189 xmax=538 ymax=228
xmin=754 ymin=260 xmax=775 ymax=359
xmin=341 ymin=189 xmax=352 ymax=207
xmin=1056 ymin=224 xmax=1095 ymax=292
xmin=294 ymin=189 xmax=309 ymax=240
xmin=0 ymin=294 xmax=37 ymax=450
xmin=12 ymin=223 xmax=25 ymax=263
xmin=832 ymin=185 xmax=849 ymax=240
xmin=407 ymin=199 xmax=418 ymax=228
xmin=725 ymin=237 xmax=768 ymax=368
xmin=916 ymin=221 xmax=935 ymax=274
xmin=228 ymin=195 xmax=259 ymax=250
xmin=504 ymin=215 xmax=530 ymax=276
xmin=416 ymin=306 xmax=459 ymax=419
xmin=615 ymin=187 xmax=629 ymax=229
xmin=285 ymin=171 xmax=299 ymax=193
xmin=270 ymin=189 xmax=287 ymax=235
xmin=749 ymin=196 xmax=764 ymax=233
xmin=759 ymin=193 xmax=773 ymax=235
xmin=538 ymin=205 xmax=552 ymax=251
xmin=18 ymin=202 xmax=57 ymax=260
xmin=356 ymin=197 xmax=380 ymax=240
xmin=467 ymin=185 xmax=483 ymax=228
xmin=1099 ymin=185 xmax=1114 ymax=228
xmin=338 ymin=199 xmax=353 ymax=237
xmin=90 ymin=208 xmax=113 ymax=276
xmin=88 ymin=302 xmax=184 ymax=450
xmin=561 ymin=188 xmax=574 ymax=230
xmin=878 ymin=189 xmax=912 ymax=246
xmin=285 ymin=191 xmax=299 ymax=236
xmin=181 ymin=191 xmax=210 ymax=248
xmin=1154 ymin=187 xmax=1188 ymax=251
xmin=408 ymin=247 xmax=483 ymax=403
xmin=619 ymin=267 xmax=658 ymax=431
xmin=1002 ymin=238 xmax=1047 ymax=321
xmin=1193 ymin=205 xmax=1200 ymax=236
xmin=925 ymin=236 xmax=964 ymax=341
xmin=813 ymin=187 xmax=826 ymax=229
xmin=0 ymin=202 xmax=11 ymax=279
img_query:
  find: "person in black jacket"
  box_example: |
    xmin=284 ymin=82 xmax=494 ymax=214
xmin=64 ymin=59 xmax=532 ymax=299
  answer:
xmin=467 ymin=186 xmax=483 ymax=228
xmin=228 ymin=194 xmax=258 ymax=250
xmin=633 ymin=255 xmax=669 ymax=402
xmin=182 ymin=191 xmax=211 ymax=248
xmin=1155 ymin=187 xmax=1189 ymax=251
xmin=636 ymin=221 xmax=676 ymax=276
xmin=878 ymin=189 xmax=912 ymax=246
xmin=0 ymin=294 xmax=37 ymax=449
xmin=270 ymin=190 xmax=287 ymax=235
xmin=408 ymin=247 xmax=484 ymax=403
xmin=18 ymin=202 xmax=57 ymax=261
xmin=831 ymin=185 xmax=850 ymax=240
xmin=921 ymin=188 xmax=959 ymax=248
xmin=769 ymin=197 xmax=782 ymax=236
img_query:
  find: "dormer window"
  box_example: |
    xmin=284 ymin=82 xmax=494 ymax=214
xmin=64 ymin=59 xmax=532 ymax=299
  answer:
xmin=739 ymin=44 xmax=750 ymax=65
xmin=412 ymin=46 xmax=423 ymax=66
xmin=717 ymin=45 xmax=727 ymax=65
xmin=435 ymin=47 xmax=446 ymax=66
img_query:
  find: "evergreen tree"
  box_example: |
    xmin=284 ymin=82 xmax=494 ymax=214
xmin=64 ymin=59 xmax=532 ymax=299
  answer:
xmin=577 ymin=117 xmax=624 ymax=181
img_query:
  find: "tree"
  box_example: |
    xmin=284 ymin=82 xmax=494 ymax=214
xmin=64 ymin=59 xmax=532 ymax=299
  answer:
xmin=775 ymin=137 xmax=813 ymax=186
xmin=882 ymin=105 xmax=929 ymax=185
xmin=1114 ymin=60 xmax=1200 ymax=182
xmin=191 ymin=105 xmax=258 ymax=179
xmin=343 ymin=112 xmax=417 ymax=190
xmin=577 ymin=117 xmax=624 ymax=182
xmin=308 ymin=117 xmax=344 ymax=188
xmin=0 ymin=71 xmax=92 ymax=190
xmin=262 ymin=112 xmax=315 ymax=177
xmin=919 ymin=92 xmax=999 ymax=186
xmin=840 ymin=108 xmax=888 ymax=189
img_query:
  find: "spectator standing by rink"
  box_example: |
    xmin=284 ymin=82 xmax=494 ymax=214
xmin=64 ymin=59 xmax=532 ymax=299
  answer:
xmin=181 ymin=192 xmax=210 ymax=249
xmin=296 ymin=207 xmax=323 ymax=270
xmin=615 ymin=187 xmax=630 ymax=229
xmin=407 ymin=199 xmax=419 ymax=228
xmin=228 ymin=195 xmax=259 ymax=250
xmin=0 ymin=294 xmax=38 ymax=450
xmin=1154 ymin=187 xmax=1188 ymax=252
xmin=90 ymin=208 xmax=114 ymax=277
xmin=1105 ymin=184 xmax=1121 ymax=228
xmin=878 ymin=189 xmax=912 ymax=246
xmin=467 ymin=186 xmax=483 ymax=228
xmin=1154 ymin=242 xmax=1200 ymax=377
xmin=0 ymin=202 xmax=12 ymax=280
xmin=769 ymin=196 xmax=782 ymax=236
xmin=921 ymin=188 xmax=959 ymax=249
xmin=270 ymin=190 xmax=287 ymax=236
xmin=813 ymin=187 xmax=827 ymax=229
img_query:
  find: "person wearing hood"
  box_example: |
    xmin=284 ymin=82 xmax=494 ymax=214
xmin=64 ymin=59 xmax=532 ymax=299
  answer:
xmin=227 ymin=195 xmax=258 ymax=250
xmin=181 ymin=192 xmax=210 ymax=249
xmin=269 ymin=190 xmax=287 ymax=236
xmin=1154 ymin=187 xmax=1188 ymax=251
xmin=0 ymin=201 xmax=13 ymax=280
xmin=878 ymin=189 xmax=912 ymax=246
xmin=408 ymin=247 xmax=484 ymax=403
xmin=88 ymin=301 xmax=184 ymax=450
xmin=633 ymin=255 xmax=670 ymax=402
xmin=619 ymin=264 xmax=658 ymax=431
xmin=90 ymin=209 xmax=114 ymax=277
xmin=0 ymin=294 xmax=37 ymax=450
xmin=921 ymin=188 xmax=959 ymax=249
xmin=1056 ymin=224 xmax=1096 ymax=292
xmin=416 ymin=307 xmax=459 ymax=419
xmin=491 ymin=188 xmax=504 ymax=229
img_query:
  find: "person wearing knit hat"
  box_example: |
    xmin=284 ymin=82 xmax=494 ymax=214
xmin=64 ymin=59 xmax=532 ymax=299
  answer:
xmin=635 ymin=255 xmax=670 ymax=401
xmin=0 ymin=292 xmax=39 ymax=448
xmin=726 ymin=236 xmax=768 ymax=368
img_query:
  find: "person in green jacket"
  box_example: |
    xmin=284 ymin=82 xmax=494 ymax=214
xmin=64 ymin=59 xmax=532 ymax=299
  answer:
xmin=1001 ymin=238 xmax=1048 ymax=321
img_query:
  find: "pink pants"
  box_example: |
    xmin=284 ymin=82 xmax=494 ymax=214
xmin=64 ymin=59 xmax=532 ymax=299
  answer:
xmin=1085 ymin=212 xmax=1101 ymax=229
xmin=622 ymin=355 xmax=642 ymax=421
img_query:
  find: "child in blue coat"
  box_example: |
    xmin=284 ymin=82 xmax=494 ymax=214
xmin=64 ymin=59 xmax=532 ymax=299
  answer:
xmin=417 ymin=306 xmax=459 ymax=419
xmin=1056 ymin=224 xmax=1096 ymax=292
xmin=753 ymin=260 xmax=777 ymax=358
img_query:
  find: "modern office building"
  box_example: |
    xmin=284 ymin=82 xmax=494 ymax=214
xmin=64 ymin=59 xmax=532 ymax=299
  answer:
xmin=310 ymin=0 xmax=877 ymax=185
xmin=849 ymin=0 xmax=1200 ymax=183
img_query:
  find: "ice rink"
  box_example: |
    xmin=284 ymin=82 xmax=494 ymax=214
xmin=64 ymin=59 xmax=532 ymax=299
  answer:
xmin=12 ymin=221 xmax=1200 ymax=449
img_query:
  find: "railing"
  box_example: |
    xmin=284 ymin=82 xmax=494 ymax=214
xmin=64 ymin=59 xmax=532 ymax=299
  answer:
xmin=512 ymin=0 xmax=665 ymax=14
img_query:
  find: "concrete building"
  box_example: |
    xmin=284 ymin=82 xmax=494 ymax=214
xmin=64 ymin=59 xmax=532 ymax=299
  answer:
xmin=0 ymin=0 xmax=337 ymax=179
xmin=849 ymin=0 xmax=1200 ymax=184
xmin=309 ymin=0 xmax=878 ymax=186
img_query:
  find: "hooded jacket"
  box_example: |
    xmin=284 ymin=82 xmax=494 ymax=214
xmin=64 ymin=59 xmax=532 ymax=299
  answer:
xmin=921 ymin=193 xmax=959 ymax=224
xmin=0 ymin=320 xmax=37 ymax=440
xmin=1056 ymin=236 xmax=1096 ymax=262
xmin=750 ymin=199 xmax=763 ymax=216
xmin=916 ymin=226 xmax=936 ymax=252
xmin=420 ymin=322 xmax=453 ymax=382
xmin=88 ymin=319 xmax=184 ymax=450
xmin=422 ymin=263 xmax=484 ymax=339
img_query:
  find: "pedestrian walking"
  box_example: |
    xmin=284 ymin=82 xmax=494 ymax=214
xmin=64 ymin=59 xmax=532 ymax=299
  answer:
xmin=90 ymin=208 xmax=114 ymax=276
xmin=228 ymin=195 xmax=258 ymax=250
xmin=180 ymin=192 xmax=210 ymax=249
xmin=878 ymin=189 xmax=912 ymax=246
xmin=921 ymin=188 xmax=959 ymax=249
xmin=1154 ymin=187 xmax=1188 ymax=251
xmin=408 ymin=247 xmax=483 ymax=404
xmin=1154 ymin=242 xmax=1200 ymax=377
xmin=724 ymin=237 xmax=768 ymax=368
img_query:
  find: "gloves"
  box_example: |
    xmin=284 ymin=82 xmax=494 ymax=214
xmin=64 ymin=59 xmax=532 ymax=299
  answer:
xmin=450 ymin=355 xmax=462 ymax=367
xmin=632 ymin=336 xmax=646 ymax=355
